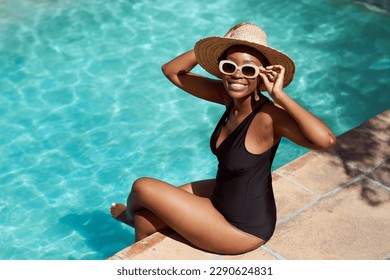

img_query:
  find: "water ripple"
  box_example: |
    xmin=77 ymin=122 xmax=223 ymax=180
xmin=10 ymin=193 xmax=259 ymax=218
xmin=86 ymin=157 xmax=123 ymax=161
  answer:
xmin=1 ymin=0 xmax=389 ymax=260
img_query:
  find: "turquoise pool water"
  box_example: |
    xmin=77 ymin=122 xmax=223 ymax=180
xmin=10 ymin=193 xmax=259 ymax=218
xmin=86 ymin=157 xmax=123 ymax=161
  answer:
xmin=1 ymin=0 xmax=389 ymax=259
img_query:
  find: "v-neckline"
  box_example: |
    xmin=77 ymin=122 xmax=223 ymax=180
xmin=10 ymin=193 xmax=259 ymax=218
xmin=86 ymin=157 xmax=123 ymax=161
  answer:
xmin=215 ymin=99 xmax=268 ymax=151
xmin=215 ymin=106 xmax=251 ymax=150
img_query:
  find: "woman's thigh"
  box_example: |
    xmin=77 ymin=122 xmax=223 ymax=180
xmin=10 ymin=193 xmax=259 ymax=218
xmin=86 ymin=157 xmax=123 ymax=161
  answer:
xmin=132 ymin=177 xmax=264 ymax=254
xmin=178 ymin=179 xmax=216 ymax=198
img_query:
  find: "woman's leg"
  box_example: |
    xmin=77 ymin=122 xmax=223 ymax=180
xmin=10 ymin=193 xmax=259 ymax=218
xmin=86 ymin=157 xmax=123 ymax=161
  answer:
xmin=111 ymin=179 xmax=216 ymax=240
xmin=112 ymin=177 xmax=264 ymax=254
xmin=133 ymin=179 xmax=217 ymax=240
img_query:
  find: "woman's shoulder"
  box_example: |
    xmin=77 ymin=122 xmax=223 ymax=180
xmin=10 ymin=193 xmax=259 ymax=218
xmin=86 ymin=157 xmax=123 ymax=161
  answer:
xmin=253 ymin=100 xmax=288 ymax=138
xmin=253 ymin=102 xmax=275 ymax=132
xmin=261 ymin=99 xmax=289 ymax=122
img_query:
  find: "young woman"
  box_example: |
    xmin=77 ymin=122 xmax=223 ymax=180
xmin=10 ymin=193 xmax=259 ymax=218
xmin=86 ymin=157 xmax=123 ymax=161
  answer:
xmin=110 ymin=23 xmax=336 ymax=254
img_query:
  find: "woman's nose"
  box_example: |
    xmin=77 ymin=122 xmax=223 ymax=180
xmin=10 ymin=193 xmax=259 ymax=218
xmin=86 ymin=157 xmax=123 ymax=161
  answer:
xmin=232 ymin=68 xmax=243 ymax=78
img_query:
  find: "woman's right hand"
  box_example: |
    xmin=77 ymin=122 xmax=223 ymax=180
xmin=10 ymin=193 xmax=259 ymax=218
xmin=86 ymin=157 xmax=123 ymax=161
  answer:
xmin=224 ymin=22 xmax=252 ymax=37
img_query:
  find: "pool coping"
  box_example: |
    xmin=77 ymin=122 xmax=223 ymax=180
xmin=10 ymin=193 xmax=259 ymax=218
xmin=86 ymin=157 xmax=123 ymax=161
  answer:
xmin=108 ymin=109 xmax=390 ymax=260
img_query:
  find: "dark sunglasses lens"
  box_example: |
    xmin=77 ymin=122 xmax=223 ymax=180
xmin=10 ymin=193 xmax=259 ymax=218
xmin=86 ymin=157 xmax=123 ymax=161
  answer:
xmin=242 ymin=66 xmax=256 ymax=77
xmin=222 ymin=62 xmax=236 ymax=74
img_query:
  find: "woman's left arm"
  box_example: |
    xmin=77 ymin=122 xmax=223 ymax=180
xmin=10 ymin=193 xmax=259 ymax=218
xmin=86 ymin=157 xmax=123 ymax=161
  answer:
xmin=260 ymin=65 xmax=336 ymax=150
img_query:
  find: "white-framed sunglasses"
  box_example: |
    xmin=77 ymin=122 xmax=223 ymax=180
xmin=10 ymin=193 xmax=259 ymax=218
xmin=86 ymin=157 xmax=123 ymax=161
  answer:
xmin=218 ymin=60 xmax=260 ymax=79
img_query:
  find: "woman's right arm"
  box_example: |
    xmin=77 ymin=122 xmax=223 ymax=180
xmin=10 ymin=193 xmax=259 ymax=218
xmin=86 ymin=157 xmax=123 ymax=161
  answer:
xmin=161 ymin=50 xmax=227 ymax=105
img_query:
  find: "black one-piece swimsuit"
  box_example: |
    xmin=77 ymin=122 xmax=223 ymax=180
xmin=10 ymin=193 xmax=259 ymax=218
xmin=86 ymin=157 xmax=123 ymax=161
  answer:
xmin=210 ymin=99 xmax=280 ymax=241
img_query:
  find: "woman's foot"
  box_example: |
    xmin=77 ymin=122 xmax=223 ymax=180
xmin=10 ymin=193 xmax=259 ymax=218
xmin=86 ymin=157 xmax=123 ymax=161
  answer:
xmin=110 ymin=203 xmax=134 ymax=227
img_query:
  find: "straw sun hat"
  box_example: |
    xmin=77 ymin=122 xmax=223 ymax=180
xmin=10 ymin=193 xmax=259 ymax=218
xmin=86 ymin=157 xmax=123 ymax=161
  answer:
xmin=194 ymin=23 xmax=295 ymax=91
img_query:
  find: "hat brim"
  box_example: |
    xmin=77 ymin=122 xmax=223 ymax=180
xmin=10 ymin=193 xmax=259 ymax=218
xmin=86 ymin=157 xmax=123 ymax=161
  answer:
xmin=194 ymin=36 xmax=295 ymax=91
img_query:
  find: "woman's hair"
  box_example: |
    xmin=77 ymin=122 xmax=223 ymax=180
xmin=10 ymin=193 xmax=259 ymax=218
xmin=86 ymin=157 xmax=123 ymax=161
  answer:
xmin=218 ymin=45 xmax=270 ymax=67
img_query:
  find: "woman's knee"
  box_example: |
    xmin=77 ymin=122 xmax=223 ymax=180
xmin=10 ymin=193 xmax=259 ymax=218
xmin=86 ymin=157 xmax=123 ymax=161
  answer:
xmin=131 ymin=177 xmax=154 ymax=197
xmin=126 ymin=177 xmax=153 ymax=212
xmin=132 ymin=177 xmax=148 ymax=190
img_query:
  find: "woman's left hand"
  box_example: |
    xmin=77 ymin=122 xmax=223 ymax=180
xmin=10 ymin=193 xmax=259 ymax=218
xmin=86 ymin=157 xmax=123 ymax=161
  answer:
xmin=259 ymin=65 xmax=285 ymax=99
xmin=259 ymin=65 xmax=337 ymax=150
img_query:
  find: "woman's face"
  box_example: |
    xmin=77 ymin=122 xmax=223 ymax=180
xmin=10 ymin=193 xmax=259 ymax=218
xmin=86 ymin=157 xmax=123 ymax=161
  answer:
xmin=221 ymin=46 xmax=265 ymax=100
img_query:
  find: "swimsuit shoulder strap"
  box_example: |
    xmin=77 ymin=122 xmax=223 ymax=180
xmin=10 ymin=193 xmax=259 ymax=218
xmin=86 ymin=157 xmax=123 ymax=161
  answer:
xmin=253 ymin=97 xmax=269 ymax=114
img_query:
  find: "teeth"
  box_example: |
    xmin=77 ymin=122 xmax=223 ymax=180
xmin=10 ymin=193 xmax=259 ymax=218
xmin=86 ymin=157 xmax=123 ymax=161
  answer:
xmin=230 ymin=83 xmax=246 ymax=90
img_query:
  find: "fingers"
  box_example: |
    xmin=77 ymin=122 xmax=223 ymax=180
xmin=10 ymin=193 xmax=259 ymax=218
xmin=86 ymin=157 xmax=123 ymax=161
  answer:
xmin=225 ymin=22 xmax=254 ymax=37
xmin=261 ymin=65 xmax=285 ymax=73
xmin=225 ymin=23 xmax=245 ymax=37
xmin=264 ymin=65 xmax=285 ymax=76
xmin=258 ymin=71 xmax=272 ymax=89
xmin=231 ymin=22 xmax=253 ymax=30
xmin=259 ymin=68 xmax=276 ymax=82
xmin=259 ymin=65 xmax=286 ymax=95
xmin=260 ymin=65 xmax=285 ymax=82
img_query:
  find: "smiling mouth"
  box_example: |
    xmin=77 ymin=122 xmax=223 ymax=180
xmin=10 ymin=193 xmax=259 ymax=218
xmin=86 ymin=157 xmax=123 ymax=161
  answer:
xmin=228 ymin=82 xmax=247 ymax=90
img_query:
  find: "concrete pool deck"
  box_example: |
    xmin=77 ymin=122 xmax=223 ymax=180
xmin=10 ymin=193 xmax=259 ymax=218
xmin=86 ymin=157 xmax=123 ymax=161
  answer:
xmin=108 ymin=110 xmax=390 ymax=260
